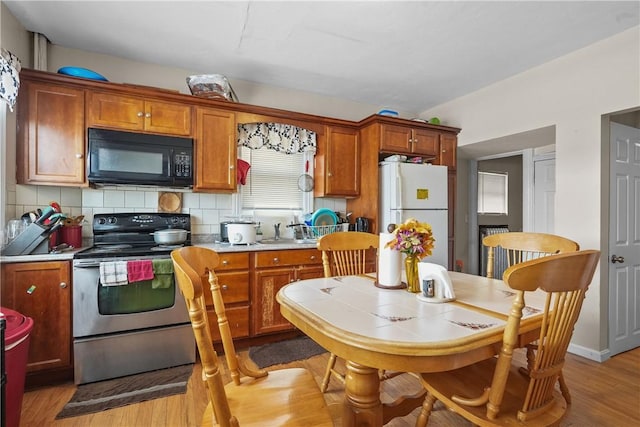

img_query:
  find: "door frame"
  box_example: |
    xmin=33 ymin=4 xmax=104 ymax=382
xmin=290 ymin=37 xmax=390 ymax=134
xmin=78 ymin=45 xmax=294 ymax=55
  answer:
xmin=467 ymin=148 xmax=536 ymax=275
xmin=606 ymin=117 xmax=640 ymax=357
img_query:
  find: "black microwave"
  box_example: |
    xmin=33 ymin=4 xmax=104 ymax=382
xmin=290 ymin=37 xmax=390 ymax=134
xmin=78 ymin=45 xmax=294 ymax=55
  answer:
xmin=87 ymin=128 xmax=193 ymax=188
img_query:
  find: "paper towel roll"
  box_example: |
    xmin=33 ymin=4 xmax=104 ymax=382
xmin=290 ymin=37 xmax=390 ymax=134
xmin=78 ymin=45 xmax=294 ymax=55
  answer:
xmin=377 ymin=233 xmax=402 ymax=286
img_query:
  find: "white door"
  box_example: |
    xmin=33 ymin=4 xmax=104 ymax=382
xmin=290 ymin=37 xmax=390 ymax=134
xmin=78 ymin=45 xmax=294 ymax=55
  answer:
xmin=533 ymin=158 xmax=556 ymax=234
xmin=609 ymin=122 xmax=640 ymax=356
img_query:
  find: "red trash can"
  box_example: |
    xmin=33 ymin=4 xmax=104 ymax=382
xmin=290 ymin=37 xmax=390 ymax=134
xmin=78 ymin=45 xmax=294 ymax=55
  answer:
xmin=1 ymin=307 xmax=34 ymax=427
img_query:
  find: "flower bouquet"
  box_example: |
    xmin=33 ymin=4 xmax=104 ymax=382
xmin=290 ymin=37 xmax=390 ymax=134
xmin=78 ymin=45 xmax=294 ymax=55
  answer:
xmin=385 ymin=218 xmax=435 ymax=292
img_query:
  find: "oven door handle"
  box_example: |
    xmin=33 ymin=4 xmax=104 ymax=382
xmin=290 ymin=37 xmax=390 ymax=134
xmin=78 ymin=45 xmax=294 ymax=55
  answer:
xmin=73 ymin=260 xmax=102 ymax=268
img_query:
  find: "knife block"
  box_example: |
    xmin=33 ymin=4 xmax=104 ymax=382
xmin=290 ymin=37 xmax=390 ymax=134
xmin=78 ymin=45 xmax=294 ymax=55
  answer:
xmin=1 ymin=223 xmax=50 ymax=256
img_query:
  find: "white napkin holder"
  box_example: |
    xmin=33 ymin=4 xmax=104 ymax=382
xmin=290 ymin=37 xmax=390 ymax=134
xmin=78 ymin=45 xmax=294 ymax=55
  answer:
xmin=417 ymin=262 xmax=455 ymax=303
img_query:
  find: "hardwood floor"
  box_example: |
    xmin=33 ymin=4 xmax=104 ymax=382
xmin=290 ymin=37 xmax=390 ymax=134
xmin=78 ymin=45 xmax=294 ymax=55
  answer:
xmin=19 ymin=346 xmax=640 ymax=426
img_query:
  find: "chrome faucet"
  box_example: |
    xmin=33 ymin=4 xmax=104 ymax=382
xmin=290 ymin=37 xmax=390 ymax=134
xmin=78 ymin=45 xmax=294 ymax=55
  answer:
xmin=274 ymin=223 xmax=281 ymax=240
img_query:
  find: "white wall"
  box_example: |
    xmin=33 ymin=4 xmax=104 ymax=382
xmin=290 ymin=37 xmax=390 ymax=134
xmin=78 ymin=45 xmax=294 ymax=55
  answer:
xmin=421 ymin=26 xmax=640 ymax=358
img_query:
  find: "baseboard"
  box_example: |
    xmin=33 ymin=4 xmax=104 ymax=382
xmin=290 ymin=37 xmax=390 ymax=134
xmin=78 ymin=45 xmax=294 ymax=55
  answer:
xmin=567 ymin=342 xmax=610 ymax=362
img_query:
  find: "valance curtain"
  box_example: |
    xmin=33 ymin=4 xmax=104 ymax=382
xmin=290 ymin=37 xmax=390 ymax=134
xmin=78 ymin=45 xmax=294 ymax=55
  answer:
xmin=0 ymin=48 xmax=21 ymax=112
xmin=237 ymin=122 xmax=316 ymax=154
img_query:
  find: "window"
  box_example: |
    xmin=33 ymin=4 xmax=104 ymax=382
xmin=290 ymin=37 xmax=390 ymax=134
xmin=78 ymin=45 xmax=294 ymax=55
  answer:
xmin=236 ymin=122 xmax=316 ymax=214
xmin=239 ymin=146 xmax=309 ymax=210
xmin=478 ymin=171 xmax=508 ymax=214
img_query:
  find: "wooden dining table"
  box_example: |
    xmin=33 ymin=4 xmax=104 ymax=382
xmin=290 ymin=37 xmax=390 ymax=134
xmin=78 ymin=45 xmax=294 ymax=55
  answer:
xmin=277 ymin=271 xmax=547 ymax=427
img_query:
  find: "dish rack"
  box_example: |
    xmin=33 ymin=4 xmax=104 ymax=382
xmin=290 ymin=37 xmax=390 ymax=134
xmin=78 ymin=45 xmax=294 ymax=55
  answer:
xmin=293 ymin=224 xmax=341 ymax=240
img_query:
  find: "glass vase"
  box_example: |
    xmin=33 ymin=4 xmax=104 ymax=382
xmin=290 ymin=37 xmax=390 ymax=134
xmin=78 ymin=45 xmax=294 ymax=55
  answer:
xmin=404 ymin=255 xmax=420 ymax=293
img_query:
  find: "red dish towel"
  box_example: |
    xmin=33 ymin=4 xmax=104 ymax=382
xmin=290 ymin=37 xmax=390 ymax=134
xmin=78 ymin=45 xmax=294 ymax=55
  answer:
xmin=127 ymin=259 xmax=154 ymax=283
xmin=237 ymin=159 xmax=251 ymax=185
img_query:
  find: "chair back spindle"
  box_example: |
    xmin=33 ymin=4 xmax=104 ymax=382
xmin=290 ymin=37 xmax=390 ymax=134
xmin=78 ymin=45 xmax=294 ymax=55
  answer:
xmin=483 ymin=232 xmax=579 ymax=279
xmin=317 ymin=231 xmax=379 ymax=277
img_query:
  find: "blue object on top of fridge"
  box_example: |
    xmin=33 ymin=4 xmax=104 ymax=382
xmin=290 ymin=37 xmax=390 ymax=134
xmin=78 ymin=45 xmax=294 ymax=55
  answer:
xmin=379 ymin=161 xmax=449 ymax=267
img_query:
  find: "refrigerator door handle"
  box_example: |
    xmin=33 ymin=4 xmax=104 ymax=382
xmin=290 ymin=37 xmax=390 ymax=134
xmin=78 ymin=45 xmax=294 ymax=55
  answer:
xmin=393 ymin=210 xmax=402 ymax=226
xmin=395 ymin=163 xmax=404 ymax=210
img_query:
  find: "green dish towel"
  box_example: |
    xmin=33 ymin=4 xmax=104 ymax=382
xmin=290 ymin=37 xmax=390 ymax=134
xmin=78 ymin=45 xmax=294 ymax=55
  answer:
xmin=152 ymin=259 xmax=174 ymax=289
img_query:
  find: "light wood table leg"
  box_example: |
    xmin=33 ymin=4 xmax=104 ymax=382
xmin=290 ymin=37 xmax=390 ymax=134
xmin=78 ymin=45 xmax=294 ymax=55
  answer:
xmin=342 ymin=360 xmax=383 ymax=427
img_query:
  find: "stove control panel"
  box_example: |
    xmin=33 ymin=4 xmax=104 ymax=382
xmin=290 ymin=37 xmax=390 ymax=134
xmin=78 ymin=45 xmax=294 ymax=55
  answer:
xmin=93 ymin=213 xmax=191 ymax=233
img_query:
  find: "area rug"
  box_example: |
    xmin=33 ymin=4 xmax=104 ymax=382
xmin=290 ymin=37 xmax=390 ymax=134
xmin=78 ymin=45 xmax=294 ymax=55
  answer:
xmin=56 ymin=364 xmax=194 ymax=419
xmin=248 ymin=336 xmax=327 ymax=368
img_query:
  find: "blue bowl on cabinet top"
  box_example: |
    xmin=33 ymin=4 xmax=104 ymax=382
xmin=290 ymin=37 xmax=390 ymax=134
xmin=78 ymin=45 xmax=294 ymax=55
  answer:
xmin=57 ymin=66 xmax=108 ymax=81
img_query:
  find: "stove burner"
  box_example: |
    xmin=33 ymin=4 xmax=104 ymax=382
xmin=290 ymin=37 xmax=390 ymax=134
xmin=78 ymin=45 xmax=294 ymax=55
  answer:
xmin=95 ymin=244 xmax=134 ymax=251
xmin=151 ymin=244 xmax=184 ymax=251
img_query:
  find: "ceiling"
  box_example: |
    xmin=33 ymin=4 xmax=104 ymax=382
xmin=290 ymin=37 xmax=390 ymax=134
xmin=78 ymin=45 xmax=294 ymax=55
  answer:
xmin=5 ymin=1 xmax=639 ymax=116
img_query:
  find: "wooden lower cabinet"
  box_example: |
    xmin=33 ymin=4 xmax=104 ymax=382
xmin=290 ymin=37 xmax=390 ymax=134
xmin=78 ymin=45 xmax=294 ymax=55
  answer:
xmin=252 ymin=249 xmax=323 ymax=335
xmin=201 ymin=252 xmax=250 ymax=342
xmin=1 ymin=261 xmax=72 ymax=386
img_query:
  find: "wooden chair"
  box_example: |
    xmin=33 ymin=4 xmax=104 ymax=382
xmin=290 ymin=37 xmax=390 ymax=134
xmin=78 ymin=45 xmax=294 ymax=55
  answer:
xmin=171 ymin=246 xmax=333 ymax=427
xmin=483 ymin=232 xmax=579 ymax=280
xmin=482 ymin=231 xmax=579 ymax=402
xmin=317 ymin=231 xmax=380 ymax=391
xmin=415 ymin=249 xmax=600 ymax=427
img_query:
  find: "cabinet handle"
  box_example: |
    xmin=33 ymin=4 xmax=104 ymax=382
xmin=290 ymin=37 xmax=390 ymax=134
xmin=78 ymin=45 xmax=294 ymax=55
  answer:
xmin=60 ymin=282 xmax=68 ymax=289
xmin=327 ymin=172 xmax=332 ymax=177
xmin=310 ymin=255 xmax=316 ymax=260
xmin=221 ymin=284 xmax=229 ymax=290
xmin=273 ymin=257 xmax=280 ymax=264
xmin=137 ymin=112 xmax=144 ymax=117
xmin=75 ymin=153 xmax=83 ymax=159
xmin=222 ymin=260 xmax=229 ymax=266
xmin=230 ymin=165 xmax=234 ymax=170
xmin=145 ymin=112 xmax=151 ymax=118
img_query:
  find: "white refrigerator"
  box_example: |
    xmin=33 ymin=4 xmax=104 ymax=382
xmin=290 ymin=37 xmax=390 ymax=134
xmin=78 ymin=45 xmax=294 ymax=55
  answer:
xmin=379 ymin=161 xmax=448 ymax=267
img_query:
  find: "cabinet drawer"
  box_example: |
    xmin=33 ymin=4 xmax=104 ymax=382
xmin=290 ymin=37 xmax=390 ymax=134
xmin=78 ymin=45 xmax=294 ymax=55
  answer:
xmin=207 ymin=306 xmax=250 ymax=341
xmin=217 ymin=252 xmax=249 ymax=271
xmin=203 ymin=271 xmax=249 ymax=305
xmin=255 ymin=249 xmax=322 ymax=268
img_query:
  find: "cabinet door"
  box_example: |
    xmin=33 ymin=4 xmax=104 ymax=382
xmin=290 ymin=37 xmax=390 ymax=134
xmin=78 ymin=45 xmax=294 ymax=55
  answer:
xmin=88 ymin=92 xmax=145 ymax=131
xmin=18 ymin=82 xmax=86 ymax=185
xmin=194 ymin=107 xmax=237 ymax=192
xmin=1 ymin=262 xmax=72 ymax=374
xmin=295 ymin=265 xmax=325 ymax=281
xmin=203 ymin=271 xmax=249 ymax=305
xmin=380 ymin=124 xmax=412 ymax=153
xmin=144 ymin=100 xmax=192 ymax=136
xmin=252 ymin=268 xmax=296 ymax=335
xmin=438 ymin=133 xmax=457 ymax=169
xmin=411 ymin=128 xmax=439 ymax=156
xmin=324 ymin=126 xmax=360 ymax=197
xmin=88 ymin=93 xmax=192 ymax=136
xmin=207 ymin=307 xmax=250 ymax=341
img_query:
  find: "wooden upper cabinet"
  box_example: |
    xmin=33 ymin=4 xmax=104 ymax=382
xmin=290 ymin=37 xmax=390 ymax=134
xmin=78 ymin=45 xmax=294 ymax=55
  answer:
xmin=194 ymin=107 xmax=237 ymax=192
xmin=88 ymin=92 xmax=192 ymax=136
xmin=315 ymin=125 xmax=360 ymax=198
xmin=379 ymin=124 xmax=439 ymax=157
xmin=412 ymin=128 xmax=440 ymax=156
xmin=437 ymin=133 xmax=457 ymax=169
xmin=17 ymin=81 xmax=86 ymax=186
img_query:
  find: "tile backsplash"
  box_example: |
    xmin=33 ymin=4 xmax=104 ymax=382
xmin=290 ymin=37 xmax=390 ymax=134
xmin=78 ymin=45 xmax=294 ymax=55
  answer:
xmin=7 ymin=184 xmax=346 ymax=240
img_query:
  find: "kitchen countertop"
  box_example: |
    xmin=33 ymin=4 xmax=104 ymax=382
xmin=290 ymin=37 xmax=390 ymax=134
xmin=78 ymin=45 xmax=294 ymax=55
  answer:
xmin=197 ymin=239 xmax=319 ymax=252
xmin=0 ymin=239 xmax=320 ymax=263
xmin=0 ymin=247 xmax=86 ymax=263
